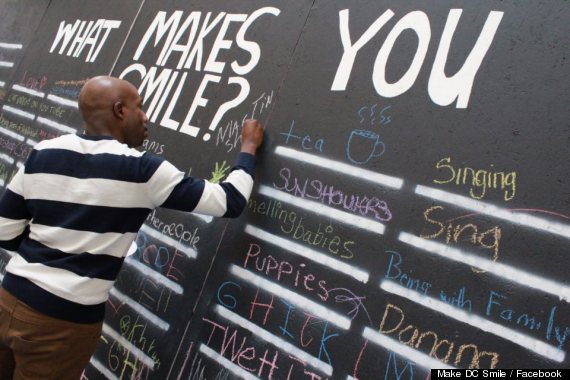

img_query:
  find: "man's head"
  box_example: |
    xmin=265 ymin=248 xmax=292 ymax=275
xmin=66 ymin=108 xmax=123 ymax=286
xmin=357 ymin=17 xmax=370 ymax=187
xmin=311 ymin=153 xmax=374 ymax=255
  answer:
xmin=78 ymin=76 xmax=148 ymax=147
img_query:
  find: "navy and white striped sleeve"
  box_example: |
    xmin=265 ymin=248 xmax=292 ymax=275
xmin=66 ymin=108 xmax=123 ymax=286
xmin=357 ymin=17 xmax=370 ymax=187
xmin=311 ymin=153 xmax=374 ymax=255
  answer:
xmin=150 ymin=153 xmax=256 ymax=218
xmin=0 ymin=166 xmax=31 ymax=250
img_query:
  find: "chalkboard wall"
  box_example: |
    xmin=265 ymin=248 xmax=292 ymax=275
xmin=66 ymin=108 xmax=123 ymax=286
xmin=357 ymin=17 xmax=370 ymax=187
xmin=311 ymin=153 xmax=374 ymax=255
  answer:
xmin=0 ymin=1 xmax=568 ymax=379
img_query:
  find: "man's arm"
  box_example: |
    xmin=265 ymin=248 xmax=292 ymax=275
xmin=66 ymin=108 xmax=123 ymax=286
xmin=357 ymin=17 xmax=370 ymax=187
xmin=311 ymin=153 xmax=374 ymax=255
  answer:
xmin=149 ymin=119 xmax=264 ymax=217
xmin=0 ymin=166 xmax=31 ymax=250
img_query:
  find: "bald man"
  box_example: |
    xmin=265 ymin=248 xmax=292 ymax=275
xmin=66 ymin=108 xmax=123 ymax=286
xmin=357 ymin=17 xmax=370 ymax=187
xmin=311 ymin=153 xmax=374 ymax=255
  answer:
xmin=0 ymin=76 xmax=264 ymax=379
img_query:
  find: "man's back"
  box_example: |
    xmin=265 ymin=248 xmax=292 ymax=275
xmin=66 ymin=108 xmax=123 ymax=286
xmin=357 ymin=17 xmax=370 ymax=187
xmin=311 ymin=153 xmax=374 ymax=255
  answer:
xmin=2 ymin=133 xmax=168 ymax=322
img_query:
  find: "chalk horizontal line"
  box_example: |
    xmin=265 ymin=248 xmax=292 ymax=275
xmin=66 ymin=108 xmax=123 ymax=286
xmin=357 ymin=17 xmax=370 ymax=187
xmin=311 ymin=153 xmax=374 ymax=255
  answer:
xmin=2 ymin=105 xmax=34 ymax=120
xmin=398 ymin=232 xmax=570 ymax=303
xmin=36 ymin=116 xmax=76 ymax=134
xmin=215 ymin=305 xmax=333 ymax=376
xmin=124 ymin=256 xmax=184 ymax=295
xmin=0 ymin=43 xmax=23 ymax=49
xmin=191 ymin=213 xmax=213 ymax=223
xmin=0 ymin=126 xmax=25 ymax=141
xmin=0 ymin=153 xmax=15 ymax=164
xmin=245 ymin=224 xmax=369 ymax=283
xmin=89 ymin=357 xmax=119 ymax=380
xmin=199 ymin=344 xmax=259 ymax=380
xmin=46 ymin=93 xmax=78 ymax=108
xmin=415 ymin=185 xmax=570 ymax=240
xmin=102 ymin=323 xmax=156 ymax=369
xmin=0 ymin=81 xmax=6 ymax=88
xmin=363 ymin=327 xmax=454 ymax=369
xmin=275 ymin=146 xmax=404 ymax=190
xmin=109 ymin=287 xmax=170 ymax=331
xmin=0 ymin=61 xmax=14 ymax=68
xmin=230 ymin=265 xmax=352 ymax=330
xmin=258 ymin=185 xmax=385 ymax=235
xmin=139 ymin=224 xmax=197 ymax=259
xmin=380 ymin=280 xmax=565 ymax=363
xmin=12 ymin=84 xmax=45 ymax=98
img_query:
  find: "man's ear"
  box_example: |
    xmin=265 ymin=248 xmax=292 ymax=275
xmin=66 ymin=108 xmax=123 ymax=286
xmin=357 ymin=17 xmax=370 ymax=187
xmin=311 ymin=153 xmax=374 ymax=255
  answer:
xmin=113 ymin=101 xmax=124 ymax=119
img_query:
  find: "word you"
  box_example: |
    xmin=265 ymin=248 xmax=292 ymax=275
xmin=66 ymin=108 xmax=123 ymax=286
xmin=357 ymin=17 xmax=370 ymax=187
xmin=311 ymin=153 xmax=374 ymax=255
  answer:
xmin=420 ymin=205 xmax=502 ymax=266
xmin=119 ymin=8 xmax=280 ymax=141
xmin=331 ymin=8 xmax=503 ymax=108
xmin=433 ymin=157 xmax=517 ymax=201
xmin=49 ymin=18 xmax=121 ymax=62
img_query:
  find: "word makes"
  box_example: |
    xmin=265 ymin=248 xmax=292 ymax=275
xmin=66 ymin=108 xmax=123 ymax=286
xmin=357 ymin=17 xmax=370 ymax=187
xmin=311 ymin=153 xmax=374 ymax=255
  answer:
xmin=120 ymin=8 xmax=280 ymax=141
xmin=434 ymin=157 xmax=517 ymax=201
xmin=331 ymin=8 xmax=503 ymax=109
xmin=243 ymin=243 xmax=330 ymax=302
xmin=420 ymin=205 xmax=501 ymax=265
xmin=274 ymin=167 xmax=392 ymax=221
xmin=49 ymin=18 xmax=121 ymax=62
xmin=248 ymin=197 xmax=356 ymax=259
xmin=379 ymin=303 xmax=499 ymax=368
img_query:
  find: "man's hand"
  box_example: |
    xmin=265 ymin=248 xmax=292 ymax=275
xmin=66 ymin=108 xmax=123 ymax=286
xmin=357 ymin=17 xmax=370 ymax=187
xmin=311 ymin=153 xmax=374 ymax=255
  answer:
xmin=240 ymin=119 xmax=264 ymax=155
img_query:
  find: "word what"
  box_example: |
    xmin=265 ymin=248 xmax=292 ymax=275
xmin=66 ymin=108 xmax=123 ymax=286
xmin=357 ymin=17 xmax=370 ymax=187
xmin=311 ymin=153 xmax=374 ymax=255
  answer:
xmin=331 ymin=8 xmax=503 ymax=108
xmin=49 ymin=18 xmax=121 ymax=62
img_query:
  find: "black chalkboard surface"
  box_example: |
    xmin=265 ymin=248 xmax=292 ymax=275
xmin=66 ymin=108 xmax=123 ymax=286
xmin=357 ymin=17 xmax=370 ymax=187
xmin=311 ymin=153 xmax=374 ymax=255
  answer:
xmin=0 ymin=0 xmax=569 ymax=379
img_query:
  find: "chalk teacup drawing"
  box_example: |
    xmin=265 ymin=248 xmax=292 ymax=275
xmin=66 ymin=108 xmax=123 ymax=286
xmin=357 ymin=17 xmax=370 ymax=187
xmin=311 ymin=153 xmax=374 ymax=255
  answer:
xmin=346 ymin=129 xmax=386 ymax=164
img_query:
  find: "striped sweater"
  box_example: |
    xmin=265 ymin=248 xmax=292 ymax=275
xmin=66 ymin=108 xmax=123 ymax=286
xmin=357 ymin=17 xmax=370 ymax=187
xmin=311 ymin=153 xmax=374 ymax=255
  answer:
xmin=0 ymin=133 xmax=255 ymax=323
